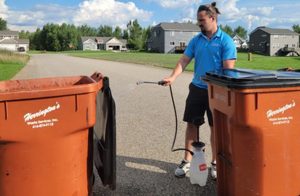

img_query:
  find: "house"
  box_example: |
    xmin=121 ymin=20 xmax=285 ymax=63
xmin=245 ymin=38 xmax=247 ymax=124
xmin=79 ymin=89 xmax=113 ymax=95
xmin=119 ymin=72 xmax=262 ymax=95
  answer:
xmin=147 ymin=22 xmax=200 ymax=53
xmin=232 ymin=34 xmax=248 ymax=49
xmin=0 ymin=30 xmax=30 ymax=52
xmin=81 ymin=36 xmax=127 ymax=51
xmin=249 ymin=26 xmax=299 ymax=56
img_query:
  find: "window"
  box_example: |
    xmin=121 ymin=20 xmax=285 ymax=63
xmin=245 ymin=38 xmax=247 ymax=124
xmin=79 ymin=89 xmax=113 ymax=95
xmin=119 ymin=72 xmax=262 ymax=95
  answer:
xmin=170 ymin=42 xmax=175 ymax=45
xmin=170 ymin=31 xmax=174 ymax=36
xmin=179 ymin=42 xmax=186 ymax=47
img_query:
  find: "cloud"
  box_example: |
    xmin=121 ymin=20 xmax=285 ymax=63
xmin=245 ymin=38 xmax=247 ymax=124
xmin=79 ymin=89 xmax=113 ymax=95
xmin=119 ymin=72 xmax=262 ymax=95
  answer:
xmin=214 ymin=0 xmax=298 ymax=31
xmin=2 ymin=0 xmax=152 ymax=31
xmin=73 ymin=0 xmax=152 ymax=29
xmin=5 ymin=10 xmax=45 ymax=31
xmin=217 ymin=0 xmax=240 ymax=19
xmin=0 ymin=0 xmax=8 ymax=18
xmin=180 ymin=7 xmax=197 ymax=23
xmin=245 ymin=15 xmax=259 ymax=30
xmin=3 ymin=3 xmax=76 ymax=31
xmin=256 ymin=7 xmax=273 ymax=16
xmin=146 ymin=0 xmax=200 ymax=24
xmin=153 ymin=0 xmax=199 ymax=9
xmin=1 ymin=0 xmax=300 ymax=33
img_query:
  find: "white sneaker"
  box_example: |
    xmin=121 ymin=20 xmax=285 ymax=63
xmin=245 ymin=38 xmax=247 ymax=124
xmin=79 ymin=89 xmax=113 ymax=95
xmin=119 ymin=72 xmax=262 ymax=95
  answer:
xmin=211 ymin=162 xmax=217 ymax=180
xmin=175 ymin=159 xmax=190 ymax=178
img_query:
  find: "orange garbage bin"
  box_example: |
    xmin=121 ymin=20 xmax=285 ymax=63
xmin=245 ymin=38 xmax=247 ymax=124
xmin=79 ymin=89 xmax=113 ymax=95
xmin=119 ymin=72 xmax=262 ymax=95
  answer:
xmin=0 ymin=74 xmax=103 ymax=196
xmin=204 ymin=69 xmax=300 ymax=196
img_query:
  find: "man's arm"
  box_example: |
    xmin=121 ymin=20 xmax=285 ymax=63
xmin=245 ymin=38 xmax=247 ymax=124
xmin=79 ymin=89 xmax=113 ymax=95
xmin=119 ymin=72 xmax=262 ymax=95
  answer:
xmin=163 ymin=54 xmax=192 ymax=85
xmin=223 ymin=59 xmax=235 ymax=69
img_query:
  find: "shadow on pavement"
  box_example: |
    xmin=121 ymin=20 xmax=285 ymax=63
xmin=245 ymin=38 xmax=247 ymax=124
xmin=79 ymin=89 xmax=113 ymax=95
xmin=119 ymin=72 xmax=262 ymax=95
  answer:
xmin=93 ymin=155 xmax=217 ymax=195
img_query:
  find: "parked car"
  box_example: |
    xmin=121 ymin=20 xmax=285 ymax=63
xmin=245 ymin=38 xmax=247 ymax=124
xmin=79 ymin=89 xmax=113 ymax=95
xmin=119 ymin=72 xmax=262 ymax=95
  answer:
xmin=17 ymin=47 xmax=25 ymax=52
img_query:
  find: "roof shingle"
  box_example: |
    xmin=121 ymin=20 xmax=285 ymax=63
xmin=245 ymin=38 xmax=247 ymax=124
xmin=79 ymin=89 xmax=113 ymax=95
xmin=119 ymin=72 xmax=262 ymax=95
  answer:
xmin=156 ymin=22 xmax=200 ymax=32
xmin=253 ymin=26 xmax=299 ymax=35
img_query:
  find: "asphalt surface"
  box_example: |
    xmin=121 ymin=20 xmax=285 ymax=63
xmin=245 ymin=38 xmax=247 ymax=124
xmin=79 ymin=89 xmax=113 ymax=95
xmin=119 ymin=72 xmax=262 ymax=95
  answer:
xmin=13 ymin=54 xmax=217 ymax=195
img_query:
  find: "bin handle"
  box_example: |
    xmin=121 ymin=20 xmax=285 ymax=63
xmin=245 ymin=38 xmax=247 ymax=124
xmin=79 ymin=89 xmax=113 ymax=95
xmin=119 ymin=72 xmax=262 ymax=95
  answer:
xmin=90 ymin=72 xmax=103 ymax=82
xmin=90 ymin=72 xmax=104 ymax=90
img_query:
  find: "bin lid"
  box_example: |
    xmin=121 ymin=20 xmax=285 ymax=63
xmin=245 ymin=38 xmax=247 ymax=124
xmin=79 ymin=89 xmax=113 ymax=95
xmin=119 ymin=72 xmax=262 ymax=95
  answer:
xmin=0 ymin=76 xmax=102 ymax=101
xmin=204 ymin=68 xmax=300 ymax=88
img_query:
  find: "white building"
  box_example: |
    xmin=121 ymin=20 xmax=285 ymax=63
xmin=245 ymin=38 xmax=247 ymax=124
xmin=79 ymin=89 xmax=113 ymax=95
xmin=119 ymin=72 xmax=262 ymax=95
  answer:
xmin=232 ymin=34 xmax=248 ymax=49
xmin=81 ymin=37 xmax=127 ymax=51
xmin=0 ymin=30 xmax=30 ymax=52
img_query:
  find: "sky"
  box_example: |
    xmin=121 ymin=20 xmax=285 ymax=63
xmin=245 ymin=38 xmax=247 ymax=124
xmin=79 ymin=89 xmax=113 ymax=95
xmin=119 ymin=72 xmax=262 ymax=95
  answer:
xmin=1 ymin=0 xmax=300 ymax=33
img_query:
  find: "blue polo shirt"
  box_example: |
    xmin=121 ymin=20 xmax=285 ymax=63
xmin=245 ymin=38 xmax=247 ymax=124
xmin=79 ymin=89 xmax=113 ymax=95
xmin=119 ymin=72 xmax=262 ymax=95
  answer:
xmin=184 ymin=27 xmax=237 ymax=89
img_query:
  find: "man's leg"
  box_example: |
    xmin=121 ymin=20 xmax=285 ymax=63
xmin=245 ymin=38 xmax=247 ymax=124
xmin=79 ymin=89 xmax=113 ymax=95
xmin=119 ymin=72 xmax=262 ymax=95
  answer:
xmin=184 ymin=122 xmax=198 ymax=162
xmin=174 ymin=122 xmax=198 ymax=177
xmin=175 ymin=83 xmax=207 ymax=177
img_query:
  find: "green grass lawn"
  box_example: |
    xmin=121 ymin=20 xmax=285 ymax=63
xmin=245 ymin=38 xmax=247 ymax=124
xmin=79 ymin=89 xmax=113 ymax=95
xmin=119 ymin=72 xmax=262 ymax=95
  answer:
xmin=65 ymin=50 xmax=190 ymax=69
xmin=2 ymin=50 xmax=299 ymax=81
xmin=0 ymin=50 xmax=29 ymax=81
xmin=235 ymin=52 xmax=300 ymax=70
xmin=0 ymin=63 xmax=25 ymax=80
xmin=66 ymin=50 xmax=300 ymax=71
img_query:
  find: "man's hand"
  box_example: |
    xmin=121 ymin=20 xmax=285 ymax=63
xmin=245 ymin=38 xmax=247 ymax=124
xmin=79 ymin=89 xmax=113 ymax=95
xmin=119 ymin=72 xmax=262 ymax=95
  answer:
xmin=162 ymin=76 xmax=176 ymax=86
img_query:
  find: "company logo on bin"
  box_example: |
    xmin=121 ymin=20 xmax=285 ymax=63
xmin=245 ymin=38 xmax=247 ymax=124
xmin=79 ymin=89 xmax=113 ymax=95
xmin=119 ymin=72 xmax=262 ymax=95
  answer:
xmin=24 ymin=102 xmax=60 ymax=122
xmin=266 ymin=100 xmax=296 ymax=118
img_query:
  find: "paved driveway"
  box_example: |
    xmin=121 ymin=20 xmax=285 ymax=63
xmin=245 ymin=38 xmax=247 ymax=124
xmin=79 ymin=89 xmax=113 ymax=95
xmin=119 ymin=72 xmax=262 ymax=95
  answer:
xmin=13 ymin=54 xmax=217 ymax=195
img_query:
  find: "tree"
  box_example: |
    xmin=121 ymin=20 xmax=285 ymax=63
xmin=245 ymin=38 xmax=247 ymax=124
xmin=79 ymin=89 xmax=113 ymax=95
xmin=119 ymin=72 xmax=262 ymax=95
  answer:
xmin=220 ymin=25 xmax=233 ymax=36
xmin=0 ymin=18 xmax=7 ymax=30
xmin=292 ymin=24 xmax=300 ymax=33
xmin=40 ymin=23 xmax=61 ymax=51
xmin=19 ymin=30 xmax=31 ymax=39
xmin=234 ymin=26 xmax=247 ymax=39
xmin=97 ymin=25 xmax=113 ymax=37
xmin=113 ymin=26 xmax=122 ymax=38
xmin=29 ymin=28 xmax=42 ymax=50
xmin=142 ymin=26 xmax=151 ymax=50
xmin=122 ymin=29 xmax=129 ymax=39
xmin=77 ymin=24 xmax=97 ymax=36
xmin=58 ymin=23 xmax=79 ymax=50
xmin=127 ymin=19 xmax=143 ymax=50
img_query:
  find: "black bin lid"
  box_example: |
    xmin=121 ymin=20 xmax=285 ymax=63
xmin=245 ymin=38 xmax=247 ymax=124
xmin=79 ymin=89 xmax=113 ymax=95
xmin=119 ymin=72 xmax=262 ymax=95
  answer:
xmin=203 ymin=68 xmax=300 ymax=89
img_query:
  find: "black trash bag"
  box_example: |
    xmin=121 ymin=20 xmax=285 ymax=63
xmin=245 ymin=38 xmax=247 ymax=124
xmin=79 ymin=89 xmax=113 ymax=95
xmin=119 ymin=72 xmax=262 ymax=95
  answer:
xmin=93 ymin=77 xmax=116 ymax=190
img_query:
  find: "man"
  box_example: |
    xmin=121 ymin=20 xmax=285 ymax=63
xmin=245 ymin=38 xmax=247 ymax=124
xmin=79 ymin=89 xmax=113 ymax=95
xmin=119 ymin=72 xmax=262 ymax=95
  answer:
xmin=163 ymin=2 xmax=236 ymax=179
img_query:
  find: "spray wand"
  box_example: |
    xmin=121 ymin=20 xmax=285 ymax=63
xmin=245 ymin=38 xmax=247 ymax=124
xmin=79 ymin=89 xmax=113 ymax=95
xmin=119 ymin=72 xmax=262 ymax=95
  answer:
xmin=136 ymin=80 xmax=166 ymax=85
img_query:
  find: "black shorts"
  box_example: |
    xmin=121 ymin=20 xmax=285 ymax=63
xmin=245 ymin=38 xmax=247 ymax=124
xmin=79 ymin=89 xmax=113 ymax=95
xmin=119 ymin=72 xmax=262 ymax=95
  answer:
xmin=183 ymin=83 xmax=213 ymax=126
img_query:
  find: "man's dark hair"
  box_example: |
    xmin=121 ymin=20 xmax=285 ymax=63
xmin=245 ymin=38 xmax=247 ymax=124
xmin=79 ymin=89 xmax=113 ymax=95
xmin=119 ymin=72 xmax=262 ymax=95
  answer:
xmin=197 ymin=2 xmax=221 ymax=20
